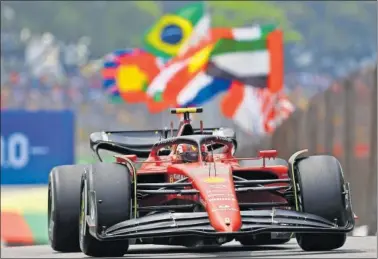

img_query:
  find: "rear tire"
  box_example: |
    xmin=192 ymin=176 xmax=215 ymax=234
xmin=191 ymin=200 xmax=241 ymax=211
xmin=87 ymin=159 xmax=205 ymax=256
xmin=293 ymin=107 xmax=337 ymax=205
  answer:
xmin=79 ymin=163 xmax=131 ymax=257
xmin=48 ymin=164 xmax=88 ymax=252
xmin=294 ymin=155 xmax=348 ymax=251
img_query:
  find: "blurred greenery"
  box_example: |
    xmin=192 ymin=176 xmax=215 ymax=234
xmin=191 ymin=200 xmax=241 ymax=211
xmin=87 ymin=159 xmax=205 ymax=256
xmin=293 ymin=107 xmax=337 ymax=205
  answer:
xmin=1 ymin=1 xmax=376 ymax=57
xmin=1 ymin=1 xmax=163 ymax=57
xmin=208 ymin=1 xmax=302 ymax=42
xmin=274 ymin=1 xmax=377 ymax=54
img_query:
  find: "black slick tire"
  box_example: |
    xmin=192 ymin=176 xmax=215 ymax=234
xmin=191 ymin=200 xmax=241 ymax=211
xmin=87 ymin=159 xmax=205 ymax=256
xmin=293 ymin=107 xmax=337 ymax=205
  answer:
xmin=48 ymin=164 xmax=88 ymax=252
xmin=79 ymin=163 xmax=131 ymax=257
xmin=294 ymin=155 xmax=347 ymax=251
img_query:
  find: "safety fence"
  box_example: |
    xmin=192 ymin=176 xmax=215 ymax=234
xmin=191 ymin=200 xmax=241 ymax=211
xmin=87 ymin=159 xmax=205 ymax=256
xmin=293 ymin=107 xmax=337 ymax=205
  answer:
xmin=245 ymin=65 xmax=377 ymax=235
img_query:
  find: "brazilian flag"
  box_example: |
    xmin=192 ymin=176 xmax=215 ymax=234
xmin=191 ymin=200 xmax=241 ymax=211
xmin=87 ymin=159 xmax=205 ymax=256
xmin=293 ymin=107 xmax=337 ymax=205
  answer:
xmin=143 ymin=2 xmax=207 ymax=59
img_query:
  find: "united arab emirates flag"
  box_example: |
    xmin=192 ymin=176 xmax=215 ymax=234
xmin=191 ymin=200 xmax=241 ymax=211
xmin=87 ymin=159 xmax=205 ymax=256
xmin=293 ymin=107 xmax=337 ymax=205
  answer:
xmin=207 ymin=29 xmax=283 ymax=93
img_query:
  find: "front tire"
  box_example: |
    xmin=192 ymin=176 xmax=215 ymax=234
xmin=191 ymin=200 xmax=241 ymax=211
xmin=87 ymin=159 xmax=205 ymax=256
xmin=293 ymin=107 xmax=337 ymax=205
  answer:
xmin=79 ymin=163 xmax=132 ymax=257
xmin=294 ymin=155 xmax=348 ymax=251
xmin=48 ymin=164 xmax=88 ymax=252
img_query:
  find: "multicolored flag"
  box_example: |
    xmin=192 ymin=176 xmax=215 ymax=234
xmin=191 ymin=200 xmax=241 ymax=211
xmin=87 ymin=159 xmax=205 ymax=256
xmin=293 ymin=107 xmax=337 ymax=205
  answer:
xmin=101 ymin=0 xmax=292 ymax=136
xmin=145 ymin=25 xmax=280 ymax=112
xmin=216 ymin=28 xmax=288 ymax=135
xmin=143 ymin=2 xmax=210 ymax=59
xmin=146 ymin=43 xmax=213 ymax=113
xmin=176 ymin=72 xmax=233 ymax=107
xmin=176 ymin=26 xmax=282 ymax=108
xmin=221 ymin=82 xmax=294 ymax=135
xmin=102 ymin=49 xmax=162 ymax=103
xmin=177 ymin=72 xmax=266 ymax=109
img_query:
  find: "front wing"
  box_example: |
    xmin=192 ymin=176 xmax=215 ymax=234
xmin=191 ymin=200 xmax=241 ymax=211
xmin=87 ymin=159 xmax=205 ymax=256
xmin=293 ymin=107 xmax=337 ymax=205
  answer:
xmin=87 ymin=209 xmax=354 ymax=241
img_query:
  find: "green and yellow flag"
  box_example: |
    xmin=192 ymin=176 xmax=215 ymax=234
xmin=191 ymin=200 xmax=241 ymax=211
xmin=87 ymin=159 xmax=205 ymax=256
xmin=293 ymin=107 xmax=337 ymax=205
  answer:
xmin=143 ymin=2 xmax=210 ymax=59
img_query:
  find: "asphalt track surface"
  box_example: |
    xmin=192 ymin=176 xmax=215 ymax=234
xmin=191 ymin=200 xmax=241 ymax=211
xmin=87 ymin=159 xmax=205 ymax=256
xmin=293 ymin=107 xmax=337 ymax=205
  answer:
xmin=1 ymin=237 xmax=377 ymax=258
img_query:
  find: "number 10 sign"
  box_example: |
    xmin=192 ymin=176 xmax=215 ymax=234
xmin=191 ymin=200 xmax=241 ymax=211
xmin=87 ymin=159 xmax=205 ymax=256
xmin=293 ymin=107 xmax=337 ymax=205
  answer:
xmin=1 ymin=111 xmax=75 ymax=185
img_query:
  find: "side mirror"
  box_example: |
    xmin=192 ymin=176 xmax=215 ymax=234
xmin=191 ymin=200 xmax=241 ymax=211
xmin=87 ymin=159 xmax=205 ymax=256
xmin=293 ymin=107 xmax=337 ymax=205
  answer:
xmin=259 ymin=150 xmax=278 ymax=159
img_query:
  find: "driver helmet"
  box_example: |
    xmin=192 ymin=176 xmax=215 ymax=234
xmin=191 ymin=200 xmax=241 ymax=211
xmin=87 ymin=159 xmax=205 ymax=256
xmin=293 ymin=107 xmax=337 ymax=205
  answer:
xmin=176 ymin=144 xmax=197 ymax=154
xmin=176 ymin=144 xmax=199 ymax=162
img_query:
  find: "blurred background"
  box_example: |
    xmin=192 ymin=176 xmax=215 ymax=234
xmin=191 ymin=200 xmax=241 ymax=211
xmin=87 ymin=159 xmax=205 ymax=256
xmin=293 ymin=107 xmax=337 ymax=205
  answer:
xmin=1 ymin=1 xmax=377 ymax=245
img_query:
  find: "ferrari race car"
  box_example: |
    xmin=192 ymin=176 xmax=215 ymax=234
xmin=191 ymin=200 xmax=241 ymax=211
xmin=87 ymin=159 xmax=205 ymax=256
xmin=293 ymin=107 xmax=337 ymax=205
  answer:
xmin=48 ymin=107 xmax=355 ymax=257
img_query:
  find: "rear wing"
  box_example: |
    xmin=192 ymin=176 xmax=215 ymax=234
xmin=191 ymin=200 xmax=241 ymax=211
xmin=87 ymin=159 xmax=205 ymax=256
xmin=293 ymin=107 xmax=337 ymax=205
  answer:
xmin=90 ymin=127 xmax=237 ymax=160
xmin=90 ymin=106 xmax=236 ymax=160
xmin=89 ymin=128 xmax=236 ymax=161
xmin=90 ymin=130 xmax=163 ymax=160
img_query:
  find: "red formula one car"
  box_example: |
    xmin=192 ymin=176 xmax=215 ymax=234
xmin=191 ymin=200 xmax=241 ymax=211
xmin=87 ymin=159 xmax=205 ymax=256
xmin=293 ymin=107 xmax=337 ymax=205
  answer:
xmin=48 ymin=107 xmax=355 ymax=257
